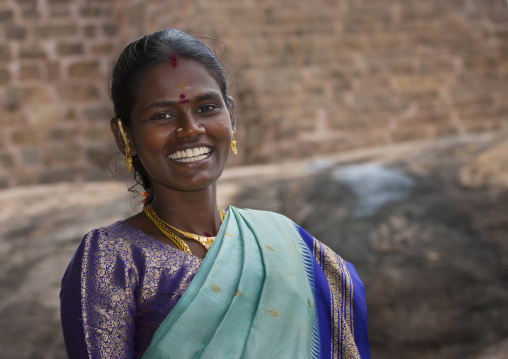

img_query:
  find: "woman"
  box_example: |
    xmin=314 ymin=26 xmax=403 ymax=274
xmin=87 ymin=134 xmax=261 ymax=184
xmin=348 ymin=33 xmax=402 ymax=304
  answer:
xmin=60 ymin=28 xmax=370 ymax=359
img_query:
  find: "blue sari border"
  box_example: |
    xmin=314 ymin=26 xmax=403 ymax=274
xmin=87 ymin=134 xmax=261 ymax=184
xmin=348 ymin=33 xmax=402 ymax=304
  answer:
xmin=297 ymin=225 xmax=371 ymax=359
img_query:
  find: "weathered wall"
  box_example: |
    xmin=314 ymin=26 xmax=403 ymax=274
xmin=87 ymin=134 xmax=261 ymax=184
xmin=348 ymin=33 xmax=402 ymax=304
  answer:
xmin=1 ymin=0 xmax=507 ymax=187
xmin=0 ymin=0 xmax=123 ymax=187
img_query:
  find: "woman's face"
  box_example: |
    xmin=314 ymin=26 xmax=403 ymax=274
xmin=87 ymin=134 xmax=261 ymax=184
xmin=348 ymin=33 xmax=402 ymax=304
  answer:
xmin=125 ymin=58 xmax=235 ymax=193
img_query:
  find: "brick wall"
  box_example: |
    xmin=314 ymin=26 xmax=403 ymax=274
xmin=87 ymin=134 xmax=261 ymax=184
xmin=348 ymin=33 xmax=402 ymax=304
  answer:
xmin=0 ymin=0 xmax=123 ymax=187
xmin=1 ymin=0 xmax=507 ymax=187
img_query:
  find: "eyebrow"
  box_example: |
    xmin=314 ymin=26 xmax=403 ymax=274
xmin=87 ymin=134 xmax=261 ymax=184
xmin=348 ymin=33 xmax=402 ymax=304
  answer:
xmin=141 ymin=92 xmax=222 ymax=112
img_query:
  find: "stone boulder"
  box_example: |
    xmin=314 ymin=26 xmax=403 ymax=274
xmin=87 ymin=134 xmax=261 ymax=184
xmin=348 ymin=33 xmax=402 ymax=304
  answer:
xmin=0 ymin=131 xmax=507 ymax=358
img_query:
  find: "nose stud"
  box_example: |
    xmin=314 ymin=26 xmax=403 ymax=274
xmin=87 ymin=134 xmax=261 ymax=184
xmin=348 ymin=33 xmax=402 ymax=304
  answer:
xmin=176 ymin=128 xmax=184 ymax=132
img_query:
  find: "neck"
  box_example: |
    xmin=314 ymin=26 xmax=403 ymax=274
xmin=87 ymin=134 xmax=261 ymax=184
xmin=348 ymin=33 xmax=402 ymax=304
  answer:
xmin=149 ymin=184 xmax=222 ymax=237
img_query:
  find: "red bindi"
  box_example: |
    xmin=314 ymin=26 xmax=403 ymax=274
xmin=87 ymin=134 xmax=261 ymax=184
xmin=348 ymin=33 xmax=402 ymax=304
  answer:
xmin=180 ymin=94 xmax=186 ymax=99
xmin=169 ymin=54 xmax=178 ymax=68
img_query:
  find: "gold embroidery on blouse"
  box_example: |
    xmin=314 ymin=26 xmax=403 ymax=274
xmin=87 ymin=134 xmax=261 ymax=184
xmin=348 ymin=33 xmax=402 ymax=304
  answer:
xmin=265 ymin=244 xmax=275 ymax=251
xmin=79 ymin=222 xmax=203 ymax=357
xmin=211 ymin=285 xmax=221 ymax=292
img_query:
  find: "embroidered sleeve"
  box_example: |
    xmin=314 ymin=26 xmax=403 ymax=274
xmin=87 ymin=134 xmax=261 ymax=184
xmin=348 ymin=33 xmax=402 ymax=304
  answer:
xmin=61 ymin=229 xmax=138 ymax=358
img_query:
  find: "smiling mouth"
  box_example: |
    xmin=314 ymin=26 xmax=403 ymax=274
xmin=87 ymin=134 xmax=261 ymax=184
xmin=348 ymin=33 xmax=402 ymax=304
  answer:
xmin=168 ymin=146 xmax=212 ymax=163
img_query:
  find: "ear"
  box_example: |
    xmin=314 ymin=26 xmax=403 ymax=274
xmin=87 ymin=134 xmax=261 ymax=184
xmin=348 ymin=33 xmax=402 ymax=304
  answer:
xmin=227 ymin=96 xmax=237 ymax=133
xmin=110 ymin=118 xmax=138 ymax=156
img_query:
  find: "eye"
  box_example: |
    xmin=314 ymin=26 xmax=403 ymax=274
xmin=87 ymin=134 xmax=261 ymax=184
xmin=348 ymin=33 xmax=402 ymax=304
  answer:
xmin=152 ymin=113 xmax=174 ymax=120
xmin=196 ymin=104 xmax=218 ymax=113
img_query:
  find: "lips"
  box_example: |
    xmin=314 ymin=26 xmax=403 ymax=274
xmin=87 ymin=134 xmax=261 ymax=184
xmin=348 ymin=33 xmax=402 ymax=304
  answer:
xmin=168 ymin=146 xmax=212 ymax=162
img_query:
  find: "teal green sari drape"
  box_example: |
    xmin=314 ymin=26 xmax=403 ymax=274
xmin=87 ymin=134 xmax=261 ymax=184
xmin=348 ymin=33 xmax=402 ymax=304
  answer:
xmin=142 ymin=207 xmax=370 ymax=359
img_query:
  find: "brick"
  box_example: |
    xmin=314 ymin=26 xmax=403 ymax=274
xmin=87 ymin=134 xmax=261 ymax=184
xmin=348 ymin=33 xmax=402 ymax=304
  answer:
xmin=0 ymin=153 xmax=15 ymax=169
xmin=84 ymin=25 xmax=96 ymax=37
xmin=103 ymin=24 xmax=118 ymax=36
xmin=21 ymin=148 xmax=42 ymax=165
xmin=46 ymin=127 xmax=77 ymax=141
xmin=127 ymin=2 xmax=146 ymax=30
xmin=0 ymin=109 xmax=24 ymax=126
xmin=3 ymin=87 xmax=20 ymax=111
xmin=339 ymin=36 xmax=371 ymax=51
xmin=19 ymin=44 xmax=47 ymax=59
xmin=90 ymin=43 xmax=114 ymax=55
xmin=392 ymin=73 xmax=455 ymax=92
xmin=464 ymin=55 xmax=499 ymax=74
xmin=81 ymin=126 xmax=113 ymax=141
xmin=461 ymin=118 xmax=497 ymax=133
xmin=0 ymin=0 xmax=504 ymax=187
xmin=19 ymin=65 xmax=42 ymax=80
xmin=83 ymin=105 xmax=114 ymax=121
xmin=80 ymin=6 xmax=112 ymax=17
xmin=64 ymin=107 xmax=76 ymax=120
xmin=391 ymin=125 xmax=435 ymax=143
xmin=0 ymin=9 xmax=13 ymax=22
xmin=49 ymin=7 xmax=71 ymax=18
xmin=0 ymin=45 xmax=11 ymax=62
xmin=5 ymin=26 xmax=27 ymax=40
xmin=35 ymin=24 xmax=78 ymax=38
xmin=434 ymin=124 xmax=461 ymax=137
xmin=46 ymin=62 xmax=61 ymax=81
xmin=17 ymin=0 xmax=36 ymax=5
xmin=68 ymin=61 xmax=102 ymax=78
xmin=26 ymin=104 xmax=60 ymax=126
xmin=0 ymin=177 xmax=7 ymax=189
xmin=48 ymin=146 xmax=80 ymax=162
xmin=57 ymin=85 xmax=100 ymax=101
xmin=14 ymin=172 xmax=36 ymax=186
xmin=0 ymin=68 xmax=10 ymax=84
xmin=11 ymin=129 xmax=38 ymax=145
xmin=39 ymin=168 xmax=77 ymax=184
xmin=19 ymin=87 xmax=52 ymax=103
xmin=21 ymin=8 xmax=40 ymax=19
xmin=57 ymin=42 xmax=84 ymax=56
xmin=87 ymin=147 xmax=109 ymax=166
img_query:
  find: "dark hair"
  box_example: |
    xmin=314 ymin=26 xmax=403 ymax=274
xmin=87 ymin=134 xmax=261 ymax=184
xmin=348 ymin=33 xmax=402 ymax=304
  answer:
xmin=110 ymin=28 xmax=231 ymax=203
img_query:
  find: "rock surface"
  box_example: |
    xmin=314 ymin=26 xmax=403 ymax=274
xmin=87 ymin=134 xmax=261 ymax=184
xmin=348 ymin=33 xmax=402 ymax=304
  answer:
xmin=0 ymin=132 xmax=507 ymax=358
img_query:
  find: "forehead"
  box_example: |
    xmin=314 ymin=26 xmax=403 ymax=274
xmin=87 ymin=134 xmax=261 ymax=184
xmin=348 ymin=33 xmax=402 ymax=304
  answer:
xmin=136 ymin=59 xmax=221 ymax=102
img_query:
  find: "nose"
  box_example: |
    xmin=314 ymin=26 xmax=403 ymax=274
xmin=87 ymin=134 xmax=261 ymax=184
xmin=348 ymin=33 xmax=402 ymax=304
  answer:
xmin=175 ymin=111 xmax=205 ymax=139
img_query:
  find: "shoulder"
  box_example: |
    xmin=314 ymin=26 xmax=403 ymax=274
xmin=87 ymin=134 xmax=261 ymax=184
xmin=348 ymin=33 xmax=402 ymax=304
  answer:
xmin=231 ymin=207 xmax=295 ymax=224
xmin=83 ymin=220 xmax=137 ymax=242
xmin=76 ymin=220 xmax=199 ymax=270
xmin=77 ymin=221 xmax=139 ymax=257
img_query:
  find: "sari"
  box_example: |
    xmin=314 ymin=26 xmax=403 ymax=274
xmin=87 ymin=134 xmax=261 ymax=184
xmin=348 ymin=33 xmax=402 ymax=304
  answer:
xmin=60 ymin=207 xmax=369 ymax=358
xmin=142 ymin=207 xmax=370 ymax=359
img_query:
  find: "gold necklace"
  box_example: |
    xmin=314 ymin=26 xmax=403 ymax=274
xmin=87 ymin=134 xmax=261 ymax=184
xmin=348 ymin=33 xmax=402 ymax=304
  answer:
xmin=144 ymin=205 xmax=192 ymax=254
xmin=144 ymin=205 xmax=225 ymax=251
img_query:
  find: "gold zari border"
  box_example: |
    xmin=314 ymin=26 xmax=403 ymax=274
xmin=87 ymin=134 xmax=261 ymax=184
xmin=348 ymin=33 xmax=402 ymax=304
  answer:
xmin=313 ymin=239 xmax=361 ymax=359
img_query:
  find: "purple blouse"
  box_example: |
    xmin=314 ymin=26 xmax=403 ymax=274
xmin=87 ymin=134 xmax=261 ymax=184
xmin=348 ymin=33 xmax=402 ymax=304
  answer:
xmin=60 ymin=221 xmax=203 ymax=358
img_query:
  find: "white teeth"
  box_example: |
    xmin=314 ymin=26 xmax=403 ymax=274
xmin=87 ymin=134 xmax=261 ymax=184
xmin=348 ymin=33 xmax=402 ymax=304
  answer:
xmin=168 ymin=146 xmax=211 ymax=162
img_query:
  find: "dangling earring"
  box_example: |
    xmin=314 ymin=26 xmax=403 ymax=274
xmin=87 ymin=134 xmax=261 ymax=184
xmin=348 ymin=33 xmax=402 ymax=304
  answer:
xmin=231 ymin=130 xmax=237 ymax=155
xmin=117 ymin=119 xmax=133 ymax=173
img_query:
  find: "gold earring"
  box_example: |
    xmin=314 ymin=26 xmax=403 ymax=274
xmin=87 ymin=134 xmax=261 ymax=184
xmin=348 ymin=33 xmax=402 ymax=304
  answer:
xmin=117 ymin=119 xmax=133 ymax=173
xmin=231 ymin=130 xmax=237 ymax=155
